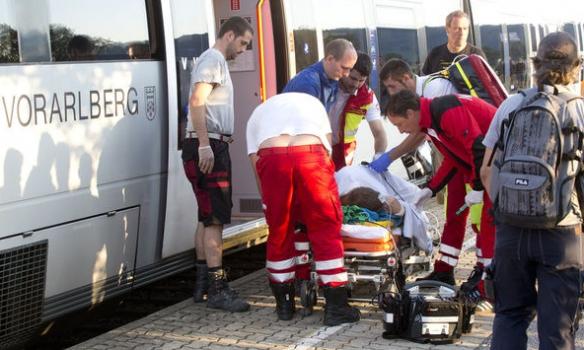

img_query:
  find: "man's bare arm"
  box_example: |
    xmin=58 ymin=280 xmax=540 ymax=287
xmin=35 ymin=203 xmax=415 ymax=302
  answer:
xmin=189 ymin=82 xmax=215 ymax=174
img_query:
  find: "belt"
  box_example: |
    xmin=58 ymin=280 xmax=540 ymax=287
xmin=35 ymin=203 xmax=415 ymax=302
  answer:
xmin=257 ymin=144 xmax=326 ymax=156
xmin=186 ymin=131 xmax=233 ymax=143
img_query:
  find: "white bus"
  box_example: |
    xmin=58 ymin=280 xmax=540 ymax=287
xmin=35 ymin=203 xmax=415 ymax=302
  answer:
xmin=1 ymin=0 xmax=581 ymax=347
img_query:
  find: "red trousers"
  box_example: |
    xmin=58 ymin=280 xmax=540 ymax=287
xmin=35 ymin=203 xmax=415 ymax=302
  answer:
xmin=435 ymin=170 xmax=495 ymax=272
xmin=256 ymin=145 xmax=347 ymax=287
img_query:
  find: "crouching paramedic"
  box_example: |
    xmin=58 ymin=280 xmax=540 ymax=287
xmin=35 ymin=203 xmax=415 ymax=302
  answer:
xmin=385 ymin=90 xmax=497 ymax=298
xmin=246 ymin=92 xmax=360 ymax=325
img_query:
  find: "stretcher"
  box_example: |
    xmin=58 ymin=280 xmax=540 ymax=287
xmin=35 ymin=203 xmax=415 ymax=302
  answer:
xmin=340 ymin=221 xmax=431 ymax=294
xmin=300 ymin=220 xmax=432 ymax=308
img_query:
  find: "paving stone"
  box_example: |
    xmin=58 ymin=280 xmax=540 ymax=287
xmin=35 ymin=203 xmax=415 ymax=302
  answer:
xmin=68 ymin=198 xmax=584 ymax=350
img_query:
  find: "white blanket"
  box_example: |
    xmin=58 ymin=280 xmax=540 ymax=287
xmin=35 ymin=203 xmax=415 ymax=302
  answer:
xmin=335 ymin=165 xmax=433 ymax=254
xmin=340 ymin=224 xmax=390 ymax=240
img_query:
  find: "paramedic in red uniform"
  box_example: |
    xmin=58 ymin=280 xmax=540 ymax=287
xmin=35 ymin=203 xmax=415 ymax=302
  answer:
xmin=385 ymin=89 xmax=497 ymax=294
xmin=282 ymin=38 xmax=357 ymax=314
xmin=329 ymin=52 xmax=387 ymax=170
xmin=246 ymin=92 xmax=360 ymax=326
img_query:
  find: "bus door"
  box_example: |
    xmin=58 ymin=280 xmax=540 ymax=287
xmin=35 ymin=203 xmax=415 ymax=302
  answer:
xmin=161 ymin=0 xmax=277 ymax=258
xmin=212 ymin=0 xmax=275 ymax=220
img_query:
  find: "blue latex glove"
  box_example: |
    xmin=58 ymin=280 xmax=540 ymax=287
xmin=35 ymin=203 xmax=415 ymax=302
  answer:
xmin=369 ymin=151 xmax=393 ymax=173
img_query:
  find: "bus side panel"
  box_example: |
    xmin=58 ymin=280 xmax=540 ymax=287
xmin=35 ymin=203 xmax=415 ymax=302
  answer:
xmin=0 ymin=62 xmax=166 ymax=296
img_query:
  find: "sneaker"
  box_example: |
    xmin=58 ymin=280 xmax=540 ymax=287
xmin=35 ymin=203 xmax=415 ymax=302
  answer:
xmin=416 ymin=270 xmax=455 ymax=286
xmin=207 ymin=285 xmax=250 ymax=312
xmin=476 ymin=299 xmax=494 ymax=314
xmin=460 ymin=264 xmax=484 ymax=298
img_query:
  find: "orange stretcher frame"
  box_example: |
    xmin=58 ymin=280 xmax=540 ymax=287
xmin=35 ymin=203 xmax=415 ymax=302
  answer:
xmin=341 ymin=221 xmax=396 ymax=252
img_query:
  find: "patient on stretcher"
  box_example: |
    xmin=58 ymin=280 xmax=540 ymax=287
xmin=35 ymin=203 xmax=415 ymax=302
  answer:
xmin=340 ymin=186 xmax=405 ymax=246
xmin=335 ymin=165 xmax=433 ymax=254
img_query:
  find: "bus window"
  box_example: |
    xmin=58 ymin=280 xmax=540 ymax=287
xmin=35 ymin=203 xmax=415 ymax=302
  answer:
xmin=578 ymin=23 xmax=584 ymax=50
xmin=508 ymin=24 xmax=528 ymax=91
xmin=377 ymin=27 xmax=420 ymax=74
xmin=529 ymin=24 xmax=537 ymax=52
xmin=48 ymin=0 xmax=150 ymax=62
xmin=170 ymin=0 xmax=211 ymax=150
xmin=562 ymin=23 xmax=577 ymax=42
xmin=284 ymin=0 xmax=319 ymax=73
xmin=425 ymin=26 xmax=447 ymax=56
xmin=322 ymin=28 xmax=367 ymax=52
xmin=323 ymin=28 xmax=367 ymax=53
xmin=293 ymin=29 xmax=318 ymax=72
xmin=538 ymin=25 xmax=545 ymax=44
xmin=0 ymin=0 xmax=18 ymax=64
xmin=478 ymin=24 xmax=504 ymax=84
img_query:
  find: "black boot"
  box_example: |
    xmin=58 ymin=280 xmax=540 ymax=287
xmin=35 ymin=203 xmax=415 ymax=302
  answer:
xmin=207 ymin=269 xmax=250 ymax=312
xmin=323 ymin=286 xmax=360 ymax=326
xmin=416 ymin=269 xmax=455 ymax=286
xmin=193 ymin=263 xmax=209 ymax=303
xmin=270 ymin=283 xmax=295 ymax=320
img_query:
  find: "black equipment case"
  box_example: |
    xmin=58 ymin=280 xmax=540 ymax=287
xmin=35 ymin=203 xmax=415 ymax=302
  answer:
xmin=381 ymin=280 xmax=465 ymax=344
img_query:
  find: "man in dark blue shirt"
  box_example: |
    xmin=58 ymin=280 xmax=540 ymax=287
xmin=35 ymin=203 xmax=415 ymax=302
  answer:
xmin=283 ymin=38 xmax=357 ymax=112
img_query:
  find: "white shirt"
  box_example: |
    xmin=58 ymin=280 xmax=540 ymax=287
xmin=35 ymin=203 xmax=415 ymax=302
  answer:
xmin=246 ymin=93 xmax=333 ymax=155
xmin=415 ymin=75 xmax=457 ymax=97
xmin=186 ymin=48 xmax=234 ymax=135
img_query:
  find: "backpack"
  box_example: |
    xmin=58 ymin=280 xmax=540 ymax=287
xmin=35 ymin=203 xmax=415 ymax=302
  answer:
xmin=490 ymin=87 xmax=584 ymax=228
xmin=428 ymin=54 xmax=508 ymax=107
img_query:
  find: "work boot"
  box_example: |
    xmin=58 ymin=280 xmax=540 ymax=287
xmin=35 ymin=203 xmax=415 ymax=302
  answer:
xmin=270 ymin=283 xmax=296 ymax=320
xmin=193 ymin=263 xmax=209 ymax=303
xmin=207 ymin=269 xmax=250 ymax=312
xmin=323 ymin=286 xmax=360 ymax=326
xmin=416 ymin=269 xmax=455 ymax=286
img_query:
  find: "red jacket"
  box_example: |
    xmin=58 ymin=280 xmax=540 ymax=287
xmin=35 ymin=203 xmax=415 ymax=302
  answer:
xmin=420 ymin=95 xmax=496 ymax=193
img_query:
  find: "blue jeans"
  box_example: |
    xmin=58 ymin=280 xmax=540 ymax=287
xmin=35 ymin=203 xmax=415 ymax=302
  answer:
xmin=491 ymin=223 xmax=582 ymax=350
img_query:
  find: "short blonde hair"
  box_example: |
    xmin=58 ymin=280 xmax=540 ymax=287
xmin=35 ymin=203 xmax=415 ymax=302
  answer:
xmin=445 ymin=10 xmax=469 ymax=28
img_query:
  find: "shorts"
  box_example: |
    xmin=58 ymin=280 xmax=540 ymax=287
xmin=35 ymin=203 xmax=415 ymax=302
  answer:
xmin=182 ymin=138 xmax=232 ymax=226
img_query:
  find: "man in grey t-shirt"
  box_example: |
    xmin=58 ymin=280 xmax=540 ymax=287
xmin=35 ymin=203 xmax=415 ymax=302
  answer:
xmin=481 ymin=32 xmax=584 ymax=350
xmin=182 ymin=16 xmax=253 ymax=313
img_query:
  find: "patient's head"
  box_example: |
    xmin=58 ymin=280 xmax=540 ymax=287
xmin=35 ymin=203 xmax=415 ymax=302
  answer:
xmin=340 ymin=187 xmax=384 ymax=211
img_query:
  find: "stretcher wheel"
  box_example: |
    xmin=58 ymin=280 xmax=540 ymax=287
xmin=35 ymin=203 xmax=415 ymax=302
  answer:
xmin=299 ymin=280 xmax=317 ymax=316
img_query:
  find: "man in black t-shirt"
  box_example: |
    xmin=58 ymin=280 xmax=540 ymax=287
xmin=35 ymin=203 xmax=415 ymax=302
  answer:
xmin=422 ymin=10 xmax=485 ymax=74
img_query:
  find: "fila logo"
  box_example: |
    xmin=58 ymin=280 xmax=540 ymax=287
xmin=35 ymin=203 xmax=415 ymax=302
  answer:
xmin=515 ymin=178 xmax=529 ymax=186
